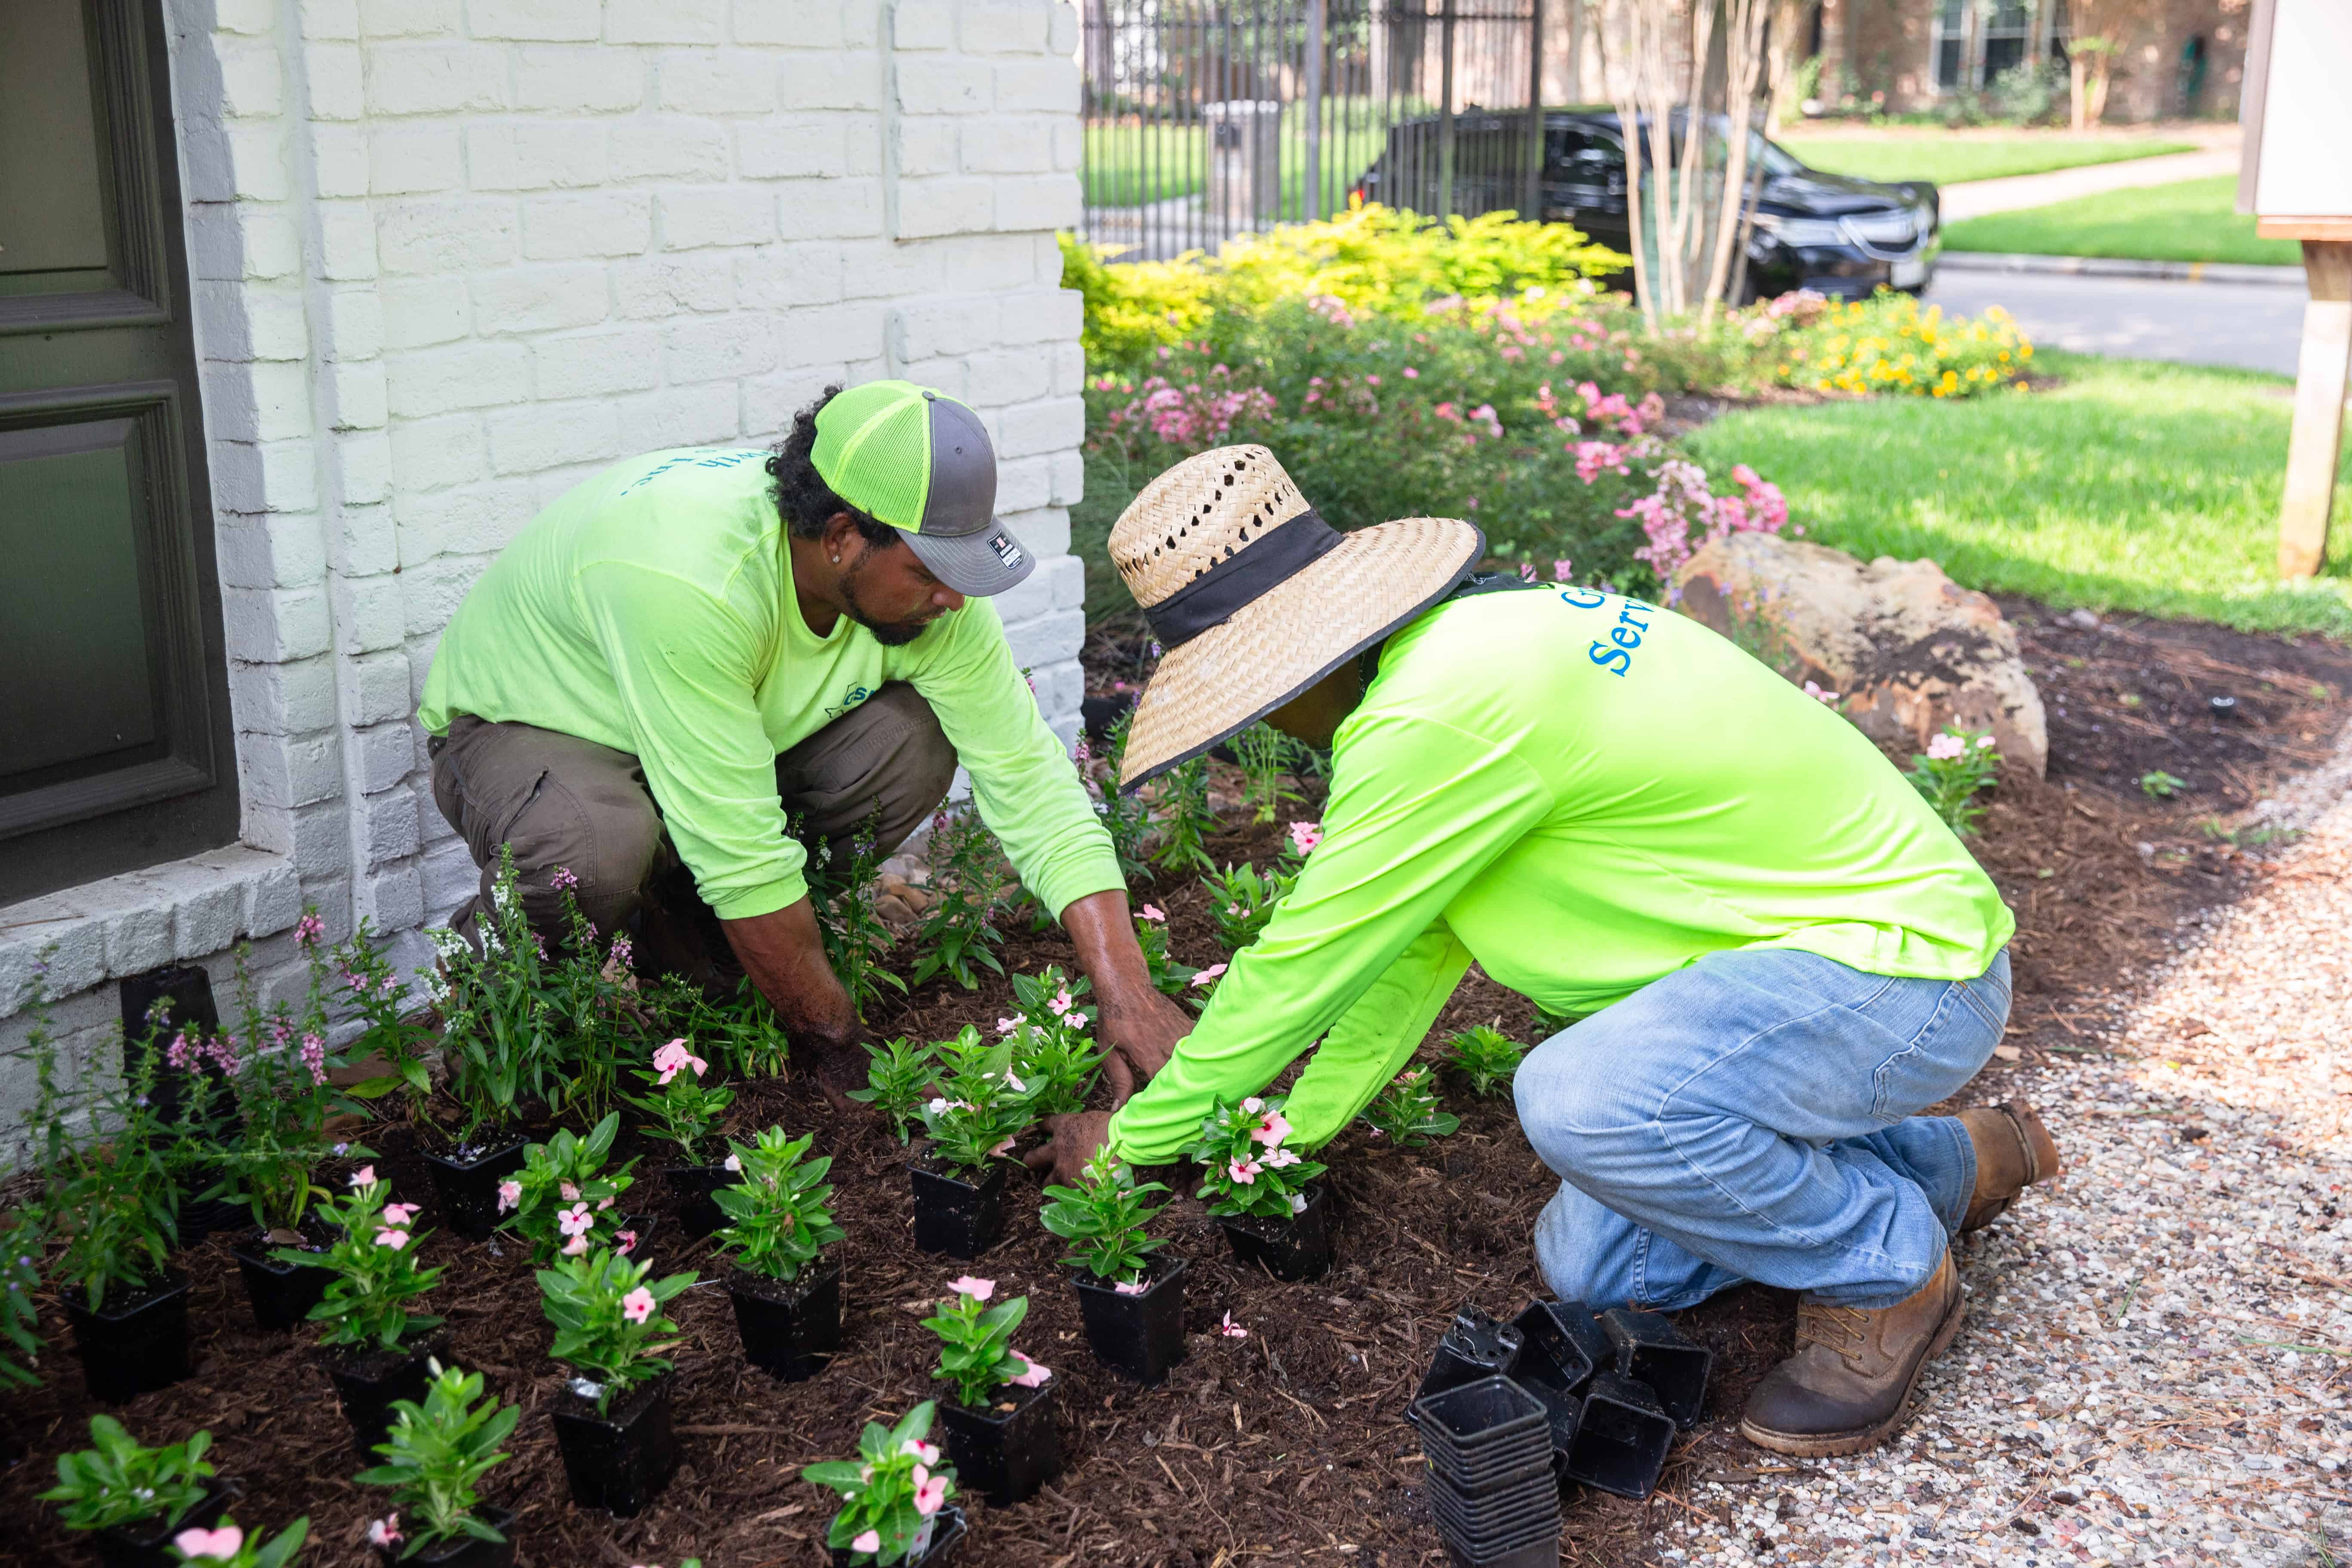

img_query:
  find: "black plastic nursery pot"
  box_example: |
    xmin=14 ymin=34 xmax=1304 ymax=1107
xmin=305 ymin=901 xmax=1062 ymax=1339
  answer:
xmin=726 ymin=1256 xmax=843 ymax=1381
xmin=230 ymin=1222 xmax=334 ymax=1332
xmin=64 ymin=1271 xmax=192 ymax=1404
xmin=322 ymin=1332 xmax=447 ymax=1454
xmin=936 ymin=1376 xmax=1062 ymax=1505
xmin=92 ymin=1478 xmax=242 ymax=1568
xmin=1599 ymin=1307 xmax=1713 ymax=1429
xmin=1216 ymin=1183 xmax=1332 ymax=1282
xmin=550 ymin=1370 xmax=680 ymax=1517
xmin=1411 ymin=1377 xmax=1553 ymax=1488
xmin=1073 ymin=1255 xmax=1189 ymax=1385
xmin=422 ymin=1132 xmax=529 ymax=1240
xmin=829 ymin=1504 xmax=968 ymax=1568
xmin=369 ymin=1504 xmax=518 ymax=1568
xmin=1559 ymin=1370 xmax=1675 ymax=1499
xmin=1510 ymin=1299 xmax=1611 ymax=1447
xmin=1408 ymin=1306 xmax=1525 ymax=1423
xmin=663 ymin=1162 xmax=735 ymax=1239
xmin=910 ymin=1155 xmax=1008 ymax=1259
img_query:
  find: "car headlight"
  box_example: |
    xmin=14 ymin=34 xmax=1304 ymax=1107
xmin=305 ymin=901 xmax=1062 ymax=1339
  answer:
xmin=1752 ymin=211 xmax=1846 ymax=246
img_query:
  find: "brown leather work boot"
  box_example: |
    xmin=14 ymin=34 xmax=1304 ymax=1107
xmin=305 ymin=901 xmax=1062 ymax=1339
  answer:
xmin=1740 ymin=1251 xmax=1966 ymax=1458
xmin=1957 ymin=1098 xmax=2062 ymax=1231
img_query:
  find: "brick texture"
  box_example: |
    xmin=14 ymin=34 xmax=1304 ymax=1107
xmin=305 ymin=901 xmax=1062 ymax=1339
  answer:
xmin=2 ymin=0 xmax=1096 ymax=1110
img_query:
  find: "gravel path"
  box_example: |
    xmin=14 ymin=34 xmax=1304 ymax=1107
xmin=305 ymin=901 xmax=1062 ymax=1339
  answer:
xmin=1654 ymin=791 xmax=2352 ymax=1567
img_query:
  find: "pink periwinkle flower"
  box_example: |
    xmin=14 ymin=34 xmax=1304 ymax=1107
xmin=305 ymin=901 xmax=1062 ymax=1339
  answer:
xmin=1138 ymin=903 xmax=1165 ymax=922
xmin=900 ymin=1438 xmax=942 ymax=1465
xmin=1227 ymin=1158 xmax=1262 ymax=1185
xmin=496 ymin=1179 xmax=523 ymax=1213
xmin=557 ymin=1202 xmax=594 ymax=1238
xmin=1926 ymin=733 xmax=1967 ymax=761
xmin=616 ymin=1229 xmax=639 ymax=1255
xmin=620 ymin=1286 xmax=656 ymax=1324
xmin=560 ymin=1182 xmax=581 ymax=1202
xmin=913 ymin=1464 xmax=949 ymax=1516
xmin=174 ymin=1525 xmax=244 ymax=1561
xmin=947 ymin=1275 xmax=995 ymax=1302
xmin=1113 ymin=1278 xmax=1149 ymax=1296
xmin=374 ymin=1227 xmax=410 ymax=1250
xmin=996 ymin=1015 xmax=1021 ymax=1035
xmin=1191 ymin=964 xmax=1227 ymax=988
xmin=1976 ymin=735 xmax=1997 ymax=750
xmin=349 ymin=1164 xmax=377 ymax=1188
xmin=561 ymin=1233 xmax=590 ymax=1256
xmin=1217 ymin=1311 xmax=1248 ymax=1339
xmin=381 ymin=1202 xmax=419 ymax=1227
xmin=852 ymin=1530 xmax=883 ymax=1554
xmin=1047 ymin=989 xmax=1075 ymax=1017
xmin=1250 ymin=1110 xmax=1292 ymax=1146
xmin=368 ymin=1514 xmax=402 ymax=1547
xmin=1803 ymin=680 xmax=1841 ymax=705
xmin=652 ymin=1039 xmax=707 ymax=1084
xmin=1007 ymin=1355 xmax=1051 ymax=1387
xmin=1264 ymin=1146 xmax=1302 ymax=1169
xmin=1241 ymin=1096 xmax=1265 ymax=1114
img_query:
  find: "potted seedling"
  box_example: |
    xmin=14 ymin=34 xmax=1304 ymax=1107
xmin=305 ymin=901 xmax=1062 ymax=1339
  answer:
xmin=802 ymin=1403 xmax=965 ymax=1568
xmin=536 ymin=1245 xmax=698 ymax=1516
xmin=1440 ymin=1026 xmax=1524 ymax=1099
xmin=1132 ymin=905 xmax=1200 ymax=998
xmin=355 ymin=1360 xmax=520 ymax=1567
xmin=283 ymin=1166 xmax=450 ymax=1452
xmin=419 ymin=853 xmax=561 ymax=1237
xmin=921 ymin=1277 xmax=1060 ymax=1505
xmin=712 ymin=1127 xmax=847 ymax=1381
xmin=496 ymin=1112 xmax=649 ymax=1265
xmin=847 ymin=1037 xmax=935 ymax=1143
xmin=1358 ymin=1069 xmax=1460 ymax=1148
xmin=41 ymin=1416 xmax=240 ymax=1568
xmin=154 ymin=1517 xmax=309 ymax=1568
xmin=907 ymin=805 xmax=1008 ymax=990
xmin=1200 ymin=862 xmax=1292 ymax=952
xmin=51 ymin=1114 xmax=188 ymax=1403
xmin=910 ymin=1027 xmax=1036 ymax=1259
xmin=1002 ymin=968 xmax=1106 ymax=1116
xmin=1183 ymin=1095 xmax=1332 ymax=1281
xmin=625 ymin=1038 xmax=736 ymax=1237
xmin=1039 ymin=1152 xmax=1187 ymax=1384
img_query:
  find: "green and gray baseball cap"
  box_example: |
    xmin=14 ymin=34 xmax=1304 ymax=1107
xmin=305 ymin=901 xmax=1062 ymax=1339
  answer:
xmin=811 ymin=380 xmax=1032 ymax=597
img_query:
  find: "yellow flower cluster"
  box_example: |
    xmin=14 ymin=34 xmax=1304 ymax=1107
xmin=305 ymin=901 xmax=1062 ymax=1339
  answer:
xmin=1770 ymin=293 xmax=2033 ymax=400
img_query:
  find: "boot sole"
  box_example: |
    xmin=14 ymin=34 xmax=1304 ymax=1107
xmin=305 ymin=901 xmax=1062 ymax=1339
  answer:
xmin=1736 ymin=1284 xmax=1969 ymax=1458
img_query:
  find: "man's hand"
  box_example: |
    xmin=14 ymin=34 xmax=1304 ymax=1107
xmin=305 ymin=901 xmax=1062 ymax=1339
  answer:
xmin=1061 ymin=888 xmax=1193 ymax=1108
xmin=721 ymin=899 xmax=864 ymax=1114
xmin=1022 ymin=1109 xmax=1116 ymax=1187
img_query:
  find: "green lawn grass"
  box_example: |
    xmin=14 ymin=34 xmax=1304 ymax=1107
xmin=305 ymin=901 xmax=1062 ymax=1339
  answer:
xmin=1778 ymin=135 xmax=2195 ymax=188
xmin=1681 ymin=351 xmax=2352 ymax=638
xmin=1084 ymin=110 xmax=1397 ymax=212
xmin=1941 ymin=175 xmax=2303 ymax=266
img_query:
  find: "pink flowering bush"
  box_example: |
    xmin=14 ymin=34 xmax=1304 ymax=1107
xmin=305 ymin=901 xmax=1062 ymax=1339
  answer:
xmin=1907 ymin=727 xmax=2002 ymax=836
xmin=921 ymin=1277 xmax=1048 ymax=1407
xmin=1181 ymin=1094 xmax=1328 ymax=1222
xmin=802 ymin=1402 xmax=960 ymax=1566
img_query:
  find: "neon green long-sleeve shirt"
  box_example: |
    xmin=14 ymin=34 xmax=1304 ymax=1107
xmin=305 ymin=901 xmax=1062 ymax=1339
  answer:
xmin=1106 ymin=585 xmax=2015 ymax=1163
xmin=417 ymin=447 xmax=1121 ymax=922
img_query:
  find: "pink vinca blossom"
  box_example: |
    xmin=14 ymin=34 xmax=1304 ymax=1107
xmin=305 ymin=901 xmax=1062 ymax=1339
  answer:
xmin=496 ymin=1180 xmax=523 ymax=1213
xmin=1227 ymin=1158 xmax=1262 ymax=1185
xmin=374 ymin=1228 xmax=410 ymax=1250
xmin=1803 ymin=680 xmax=1841 ymax=705
xmin=652 ymin=1039 xmax=706 ymax=1084
xmin=1007 ymin=1355 xmax=1051 ymax=1387
xmin=997 ymin=1016 xmax=1021 ymax=1034
xmin=852 ymin=1530 xmax=883 ymax=1553
xmin=900 ymin=1438 xmax=942 ymax=1465
xmin=1138 ymin=903 xmax=1166 ymax=922
xmin=175 ymin=1525 xmax=244 ymax=1560
xmin=913 ymin=1464 xmax=949 ymax=1516
xmin=349 ymin=1164 xmax=377 ymax=1188
xmin=558 ymin=1203 xmax=595 ymax=1238
xmin=1190 ymin=964 xmax=1228 ymax=988
xmin=1217 ymin=1311 xmax=1248 ymax=1339
xmin=616 ymin=1230 xmax=639 ymax=1255
xmin=561 ymin=1234 xmax=590 ymax=1256
xmin=560 ymin=1182 xmax=581 ymax=1202
xmin=381 ymin=1202 xmax=419 ymax=1227
xmin=1264 ymin=1146 xmax=1302 ymax=1169
xmin=1113 ymin=1278 xmax=1149 ymax=1295
xmin=1250 ymin=1110 xmax=1292 ymax=1146
xmin=620 ymin=1286 xmax=656 ymax=1324
xmin=368 ymin=1514 xmax=402 ymax=1546
xmin=1926 ymin=733 xmax=1967 ymax=760
xmin=947 ymin=1276 xmax=995 ymax=1302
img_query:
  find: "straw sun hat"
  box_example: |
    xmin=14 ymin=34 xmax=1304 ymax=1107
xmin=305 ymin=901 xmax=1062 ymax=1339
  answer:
xmin=1110 ymin=446 xmax=1484 ymax=790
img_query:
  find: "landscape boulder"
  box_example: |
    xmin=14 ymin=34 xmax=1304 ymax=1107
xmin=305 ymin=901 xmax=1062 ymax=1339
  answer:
xmin=1674 ymin=533 xmax=2048 ymax=778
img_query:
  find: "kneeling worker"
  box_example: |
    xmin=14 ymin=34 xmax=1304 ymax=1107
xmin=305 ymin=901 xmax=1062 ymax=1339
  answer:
xmin=1031 ymin=445 xmax=2061 ymax=1457
xmin=418 ymin=382 xmax=1190 ymax=1098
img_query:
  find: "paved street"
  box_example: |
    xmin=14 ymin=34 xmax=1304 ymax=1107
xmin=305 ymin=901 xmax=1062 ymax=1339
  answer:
xmin=1927 ymin=268 xmax=2309 ymax=377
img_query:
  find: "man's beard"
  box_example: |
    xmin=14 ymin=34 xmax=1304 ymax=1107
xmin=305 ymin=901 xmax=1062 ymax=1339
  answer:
xmin=840 ymin=545 xmax=941 ymax=647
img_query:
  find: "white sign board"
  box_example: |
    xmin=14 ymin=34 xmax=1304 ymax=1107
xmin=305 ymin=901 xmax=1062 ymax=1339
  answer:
xmin=2239 ymin=0 xmax=2352 ymax=223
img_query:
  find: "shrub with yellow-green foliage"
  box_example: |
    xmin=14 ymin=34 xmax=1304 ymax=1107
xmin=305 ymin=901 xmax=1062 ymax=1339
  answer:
xmin=1060 ymin=202 xmax=1628 ymax=371
xmin=1761 ymin=291 xmax=2033 ymax=398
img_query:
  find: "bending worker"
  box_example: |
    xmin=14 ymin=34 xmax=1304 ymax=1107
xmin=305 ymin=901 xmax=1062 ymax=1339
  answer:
xmin=1030 ymin=445 xmax=2061 ymax=1458
xmin=417 ymin=381 xmax=1190 ymax=1099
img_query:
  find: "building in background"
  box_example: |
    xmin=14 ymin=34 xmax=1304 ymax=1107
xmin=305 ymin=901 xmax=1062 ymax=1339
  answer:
xmin=0 ymin=0 xmax=1090 ymax=1122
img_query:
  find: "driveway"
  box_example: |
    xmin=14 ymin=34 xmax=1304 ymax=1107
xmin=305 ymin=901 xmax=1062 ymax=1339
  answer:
xmin=1926 ymin=268 xmax=2308 ymax=378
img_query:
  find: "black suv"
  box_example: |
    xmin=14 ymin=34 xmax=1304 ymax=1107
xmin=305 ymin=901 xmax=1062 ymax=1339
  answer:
xmin=1354 ymin=109 xmax=1939 ymax=302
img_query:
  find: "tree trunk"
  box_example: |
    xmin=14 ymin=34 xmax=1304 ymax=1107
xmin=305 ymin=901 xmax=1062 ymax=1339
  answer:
xmin=2068 ymin=50 xmax=2090 ymax=132
xmin=2086 ymin=52 xmax=2113 ymax=126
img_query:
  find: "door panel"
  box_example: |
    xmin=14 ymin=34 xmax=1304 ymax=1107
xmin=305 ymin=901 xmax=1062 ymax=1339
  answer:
xmin=0 ymin=0 xmax=236 ymax=903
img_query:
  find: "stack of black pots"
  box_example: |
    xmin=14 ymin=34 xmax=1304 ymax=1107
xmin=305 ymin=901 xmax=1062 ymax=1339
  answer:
xmin=1407 ymin=1298 xmax=1715 ymax=1554
xmin=1411 ymin=1377 xmax=1560 ymax=1568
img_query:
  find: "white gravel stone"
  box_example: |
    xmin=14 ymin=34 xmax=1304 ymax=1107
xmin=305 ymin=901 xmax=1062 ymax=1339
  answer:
xmin=1651 ymin=777 xmax=2352 ymax=1566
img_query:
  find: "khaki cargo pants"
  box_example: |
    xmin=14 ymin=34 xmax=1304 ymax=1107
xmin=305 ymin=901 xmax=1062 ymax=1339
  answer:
xmin=427 ymin=682 xmax=957 ymax=942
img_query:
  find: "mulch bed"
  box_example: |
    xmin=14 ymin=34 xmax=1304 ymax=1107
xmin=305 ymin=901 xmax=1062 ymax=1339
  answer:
xmin=5 ymin=603 xmax=2350 ymax=1568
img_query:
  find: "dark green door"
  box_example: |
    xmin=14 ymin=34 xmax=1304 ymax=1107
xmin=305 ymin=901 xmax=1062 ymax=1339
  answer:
xmin=0 ymin=0 xmax=238 ymax=903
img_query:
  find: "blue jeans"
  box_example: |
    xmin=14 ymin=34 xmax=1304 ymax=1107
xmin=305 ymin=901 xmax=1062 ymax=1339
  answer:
xmin=1513 ymin=946 xmax=2011 ymax=1312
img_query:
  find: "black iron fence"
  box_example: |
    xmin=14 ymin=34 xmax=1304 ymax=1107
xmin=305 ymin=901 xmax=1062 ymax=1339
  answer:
xmin=1078 ymin=0 xmax=1547 ymax=259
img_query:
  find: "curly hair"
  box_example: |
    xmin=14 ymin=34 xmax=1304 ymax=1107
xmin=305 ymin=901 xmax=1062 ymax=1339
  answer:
xmin=767 ymin=386 xmax=901 ymax=545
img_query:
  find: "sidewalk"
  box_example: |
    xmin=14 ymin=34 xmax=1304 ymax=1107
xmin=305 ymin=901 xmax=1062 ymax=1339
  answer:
xmin=1940 ymin=140 xmax=2242 ymax=223
xmin=1941 ymin=251 xmax=2306 ymax=288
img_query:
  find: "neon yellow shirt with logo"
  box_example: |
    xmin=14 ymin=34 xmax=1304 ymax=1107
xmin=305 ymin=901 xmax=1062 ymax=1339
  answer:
xmin=417 ymin=447 xmax=1120 ymax=921
xmin=1106 ymin=586 xmax=2016 ymax=1163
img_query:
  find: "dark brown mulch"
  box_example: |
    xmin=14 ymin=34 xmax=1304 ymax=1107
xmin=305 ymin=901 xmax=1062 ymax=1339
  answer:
xmin=6 ymin=604 xmax=2350 ymax=1568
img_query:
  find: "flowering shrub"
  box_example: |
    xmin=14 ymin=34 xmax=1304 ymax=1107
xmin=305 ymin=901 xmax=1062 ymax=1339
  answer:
xmin=165 ymin=1517 xmax=307 ymax=1568
xmin=41 ymin=1415 xmax=217 ymax=1533
xmin=1201 ymin=861 xmax=1295 ymax=952
xmin=712 ymin=1127 xmax=845 ymax=1283
xmin=1619 ymin=456 xmax=1792 ymax=581
xmin=848 ymin=1037 xmax=936 ymax=1143
xmin=497 ymin=1112 xmax=640 ymax=1266
xmin=1764 ymin=291 xmax=2032 ymax=398
xmin=1181 ymin=1095 xmax=1327 ymax=1222
xmin=282 ymin=1167 xmax=444 ymax=1351
xmin=1038 ymin=1152 xmax=1171 ymax=1286
xmin=802 ymin=1403 xmax=959 ymax=1567
xmin=916 ymin=1027 xmax=1038 ymax=1172
xmin=353 ymin=1360 xmax=517 ymax=1559
xmin=1441 ymin=1026 xmax=1525 ymax=1099
xmin=921 ymin=1277 xmax=1048 ymax=1408
xmin=1359 ymin=1069 xmax=1461 ymax=1146
xmin=622 ymin=1038 xmax=735 ymax=1167
xmin=536 ymin=1247 xmax=697 ymax=1414
xmin=1909 ymin=727 xmax=2002 ymax=836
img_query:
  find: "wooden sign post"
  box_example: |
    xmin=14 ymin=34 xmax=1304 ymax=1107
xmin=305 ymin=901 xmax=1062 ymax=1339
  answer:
xmin=2238 ymin=0 xmax=2352 ymax=580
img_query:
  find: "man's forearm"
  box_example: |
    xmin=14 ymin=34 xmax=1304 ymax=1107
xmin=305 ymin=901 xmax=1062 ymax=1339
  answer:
xmin=1061 ymin=888 xmax=1160 ymax=1014
xmin=721 ymin=899 xmax=855 ymax=1049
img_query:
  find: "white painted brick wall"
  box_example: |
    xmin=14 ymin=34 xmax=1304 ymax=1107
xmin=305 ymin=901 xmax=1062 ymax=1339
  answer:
xmin=3 ymin=0 xmax=1094 ymax=1127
